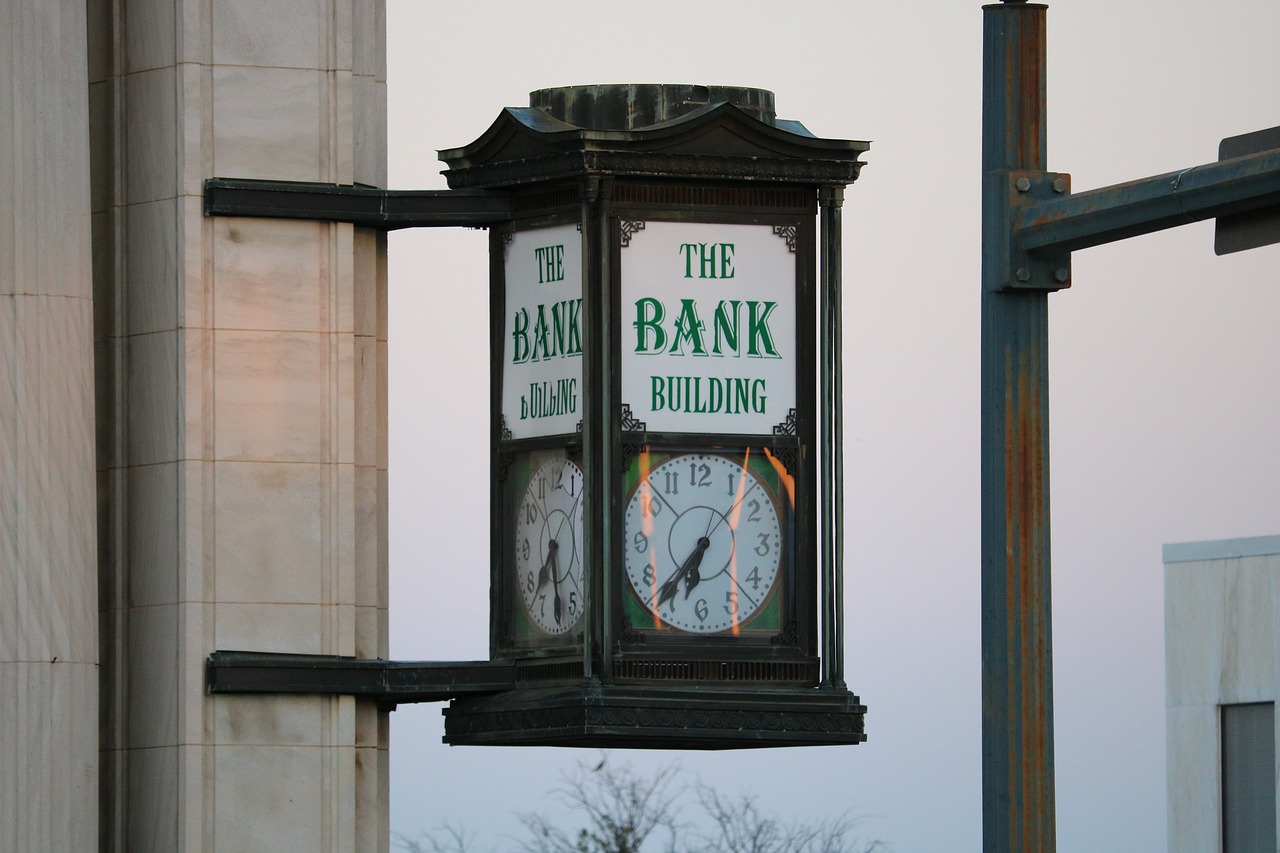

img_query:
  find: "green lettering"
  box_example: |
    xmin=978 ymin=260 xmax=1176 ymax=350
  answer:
xmin=512 ymin=308 xmax=530 ymax=364
xmin=633 ymin=298 xmax=666 ymax=353
xmin=671 ymin=299 xmax=707 ymax=356
xmin=746 ymin=301 xmax=780 ymax=358
xmin=712 ymin=300 xmax=742 ymax=355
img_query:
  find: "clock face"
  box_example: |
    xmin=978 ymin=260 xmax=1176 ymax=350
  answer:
xmin=514 ymin=457 xmax=586 ymax=635
xmin=624 ymin=452 xmax=784 ymax=634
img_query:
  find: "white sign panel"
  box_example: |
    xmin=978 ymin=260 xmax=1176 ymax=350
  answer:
xmin=620 ymin=221 xmax=796 ymax=435
xmin=502 ymin=223 xmax=583 ymax=439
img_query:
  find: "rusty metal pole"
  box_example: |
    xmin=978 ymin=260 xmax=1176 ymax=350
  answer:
xmin=981 ymin=3 xmax=1055 ymax=852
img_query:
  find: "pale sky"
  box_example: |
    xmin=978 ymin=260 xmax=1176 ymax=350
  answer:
xmin=383 ymin=2 xmax=1280 ymax=850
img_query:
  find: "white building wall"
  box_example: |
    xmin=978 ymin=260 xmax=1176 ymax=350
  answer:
xmin=1165 ymin=536 xmax=1280 ymax=853
xmin=0 ymin=3 xmax=99 ymax=852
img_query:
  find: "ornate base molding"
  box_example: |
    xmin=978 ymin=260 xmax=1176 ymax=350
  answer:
xmin=443 ymin=683 xmax=866 ymax=749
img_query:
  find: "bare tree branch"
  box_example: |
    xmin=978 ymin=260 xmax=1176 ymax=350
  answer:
xmin=398 ymin=756 xmax=889 ymax=853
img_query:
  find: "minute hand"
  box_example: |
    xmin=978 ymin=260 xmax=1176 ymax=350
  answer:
xmin=656 ymin=536 xmax=711 ymax=607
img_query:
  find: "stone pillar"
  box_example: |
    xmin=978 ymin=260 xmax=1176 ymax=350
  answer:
xmin=0 ymin=2 xmax=99 ymax=852
xmin=92 ymin=2 xmax=388 ymax=850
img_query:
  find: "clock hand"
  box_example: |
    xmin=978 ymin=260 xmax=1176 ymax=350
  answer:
xmin=549 ymin=538 xmax=564 ymax=625
xmin=656 ymin=536 xmax=711 ymax=607
xmin=536 ymin=539 xmax=558 ymax=594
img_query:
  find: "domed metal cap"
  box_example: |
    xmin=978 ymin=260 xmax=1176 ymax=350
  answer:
xmin=528 ymin=84 xmax=776 ymax=130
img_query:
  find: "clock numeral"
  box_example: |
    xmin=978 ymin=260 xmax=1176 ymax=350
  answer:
xmin=536 ymin=475 xmax=546 ymax=500
xmin=754 ymin=532 xmax=771 ymax=557
xmin=521 ymin=538 xmax=530 ymax=561
xmin=723 ymin=590 xmax=739 ymax=617
xmin=642 ymin=564 xmax=656 ymax=585
xmin=747 ymin=498 xmax=762 ymax=523
xmin=662 ymin=470 xmax=679 ymax=494
xmin=640 ymin=494 xmax=662 ymax=519
xmin=567 ymin=591 xmax=579 ymax=615
xmin=689 ymin=461 xmax=711 ymax=488
xmin=694 ymin=598 xmax=709 ymax=623
xmin=745 ymin=566 xmax=763 ymax=591
xmin=524 ymin=502 xmax=537 ymax=524
xmin=632 ymin=530 xmax=648 ymax=554
xmin=525 ymin=571 xmax=535 ymax=594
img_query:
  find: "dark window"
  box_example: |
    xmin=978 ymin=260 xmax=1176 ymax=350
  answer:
xmin=1222 ymin=702 xmax=1277 ymax=853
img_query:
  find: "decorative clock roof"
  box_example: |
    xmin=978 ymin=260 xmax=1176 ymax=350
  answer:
xmin=438 ymin=84 xmax=868 ymax=189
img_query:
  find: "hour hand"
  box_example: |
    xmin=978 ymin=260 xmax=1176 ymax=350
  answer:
xmin=536 ymin=539 xmax=558 ymax=591
xmin=535 ymin=539 xmax=565 ymax=625
xmin=656 ymin=536 xmax=711 ymax=607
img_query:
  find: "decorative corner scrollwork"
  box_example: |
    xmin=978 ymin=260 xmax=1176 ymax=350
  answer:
xmin=501 ymin=229 xmax=515 ymax=260
xmin=619 ymin=220 xmax=646 ymax=247
xmin=621 ymin=442 xmax=648 ymax=471
xmin=576 ymin=420 xmax=584 ymax=434
xmin=771 ymin=446 xmax=800 ymax=476
xmin=620 ymin=404 xmax=647 ymax=432
xmin=771 ymin=224 xmax=798 ymax=252
xmin=500 ymin=415 xmax=513 ymax=442
xmin=770 ymin=619 xmax=800 ymax=647
xmin=772 ymin=408 xmax=799 ymax=436
xmin=618 ymin=626 xmax=647 ymax=644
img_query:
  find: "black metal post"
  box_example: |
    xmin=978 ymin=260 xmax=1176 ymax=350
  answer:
xmin=819 ymin=185 xmax=846 ymax=688
xmin=981 ymin=3 xmax=1055 ymax=852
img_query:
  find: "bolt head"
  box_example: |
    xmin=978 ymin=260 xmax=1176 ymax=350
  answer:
xmin=1054 ymin=267 xmax=1070 ymax=283
xmin=1015 ymin=177 xmax=1032 ymax=193
xmin=1052 ymin=178 xmax=1068 ymax=194
xmin=1016 ymin=267 xmax=1031 ymax=282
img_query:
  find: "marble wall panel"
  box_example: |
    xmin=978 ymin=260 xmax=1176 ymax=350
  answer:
xmin=212 ymin=0 xmax=332 ymax=70
xmin=126 ymin=603 xmax=180 ymax=749
xmin=0 ymin=297 xmax=97 ymax=660
xmin=213 ymin=744 xmax=326 ymax=852
xmin=212 ymin=330 xmax=327 ymax=462
xmin=127 ymin=198 xmax=181 ymax=335
xmin=352 ymin=74 xmax=388 ymax=188
xmin=213 ymin=461 xmax=326 ymax=604
xmin=353 ymin=230 xmax=378 ymax=338
xmin=126 ymin=743 xmax=180 ymax=853
xmin=214 ymin=602 xmax=327 ymax=655
xmin=213 ymin=695 xmax=343 ymax=748
xmin=351 ymin=0 xmax=385 ymax=80
xmin=212 ymin=219 xmax=331 ymax=333
xmin=125 ymin=66 xmax=178 ymax=206
xmin=212 ymin=66 xmax=327 ymax=183
xmin=0 ymin=662 xmax=98 ymax=852
xmin=127 ymin=461 xmax=180 ymax=607
xmin=123 ymin=0 xmax=176 ymax=74
xmin=127 ymin=329 xmax=181 ymax=467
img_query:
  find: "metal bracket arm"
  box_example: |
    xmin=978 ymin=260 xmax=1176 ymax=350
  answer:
xmin=206 ymin=651 xmax=517 ymax=704
xmin=203 ymin=178 xmax=513 ymax=229
xmin=1014 ymin=147 xmax=1280 ymax=256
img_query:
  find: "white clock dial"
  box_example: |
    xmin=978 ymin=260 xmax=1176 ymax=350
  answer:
xmin=624 ymin=452 xmax=782 ymax=633
xmin=514 ymin=457 xmax=585 ymax=635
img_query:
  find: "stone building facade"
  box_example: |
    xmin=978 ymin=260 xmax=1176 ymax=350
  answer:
xmin=2 ymin=2 xmax=389 ymax=850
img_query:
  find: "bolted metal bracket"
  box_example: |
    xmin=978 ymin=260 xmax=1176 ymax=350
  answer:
xmin=999 ymin=170 xmax=1073 ymax=291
